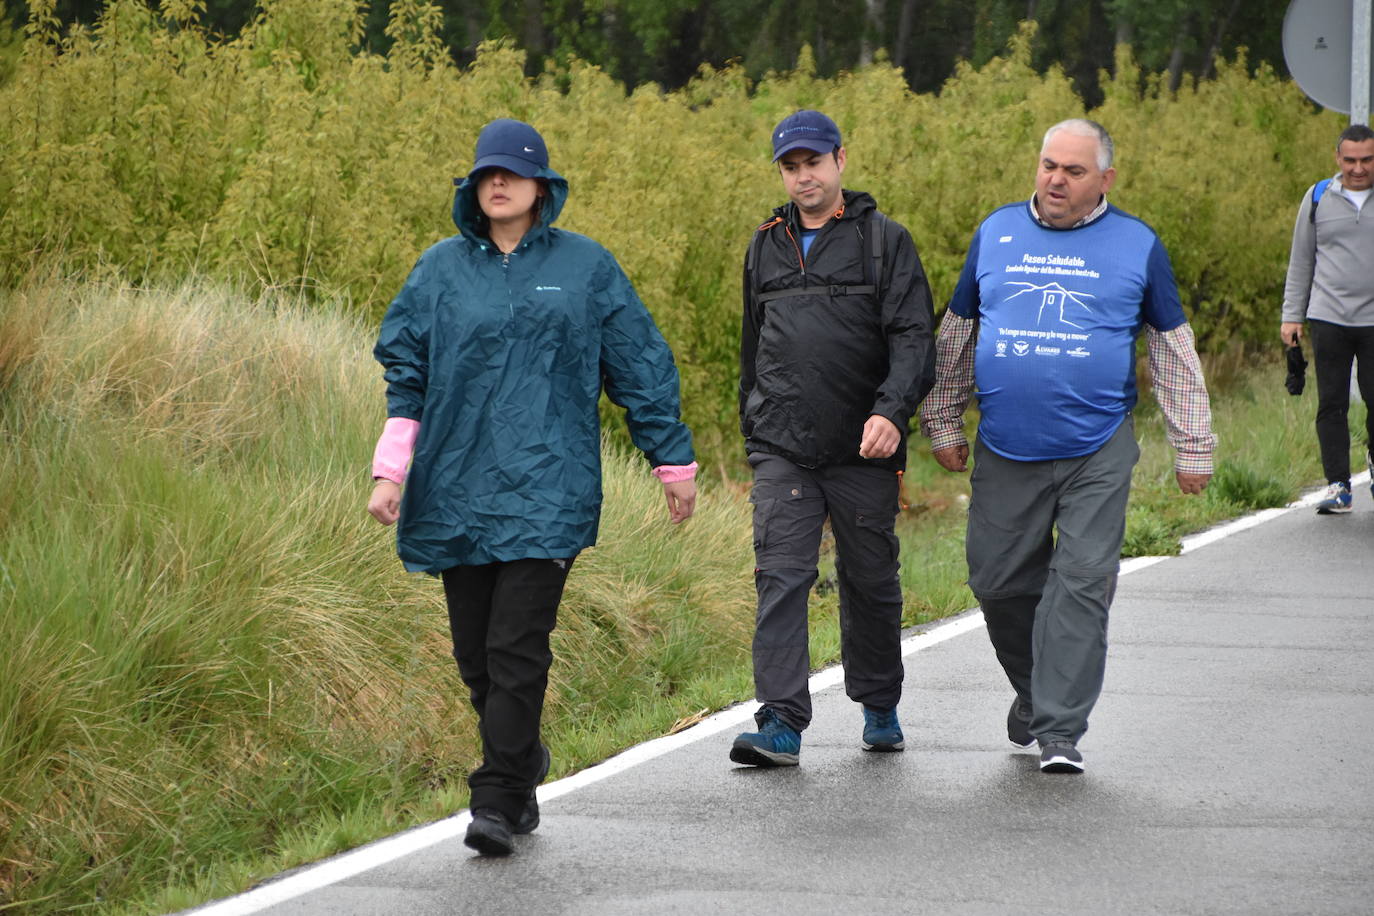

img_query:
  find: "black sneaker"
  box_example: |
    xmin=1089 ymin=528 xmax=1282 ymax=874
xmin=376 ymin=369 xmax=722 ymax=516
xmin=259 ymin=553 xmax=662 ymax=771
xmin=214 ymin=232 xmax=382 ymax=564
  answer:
xmin=465 ymin=808 xmax=515 ymax=856
xmin=514 ymin=744 xmax=551 ymax=835
xmin=1007 ymin=698 xmax=1034 ymax=748
xmin=1039 ymin=742 xmax=1084 ymax=774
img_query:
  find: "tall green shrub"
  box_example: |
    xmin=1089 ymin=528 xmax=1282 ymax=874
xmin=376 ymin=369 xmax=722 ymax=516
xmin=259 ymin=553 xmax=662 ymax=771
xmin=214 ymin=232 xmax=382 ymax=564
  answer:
xmin=1096 ymin=46 xmax=1344 ymax=348
xmin=0 ymin=5 xmax=1346 ymax=470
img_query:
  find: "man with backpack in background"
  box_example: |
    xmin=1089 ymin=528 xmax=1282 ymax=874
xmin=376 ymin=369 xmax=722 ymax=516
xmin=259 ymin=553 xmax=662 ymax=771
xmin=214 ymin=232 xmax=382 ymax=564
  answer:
xmin=731 ymin=109 xmax=936 ymax=767
xmin=1282 ymin=124 xmax=1374 ymax=515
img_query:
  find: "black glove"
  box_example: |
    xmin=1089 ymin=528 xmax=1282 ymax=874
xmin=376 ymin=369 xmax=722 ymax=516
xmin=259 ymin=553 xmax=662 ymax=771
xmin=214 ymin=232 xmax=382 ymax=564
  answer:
xmin=1285 ymin=344 xmax=1307 ymax=396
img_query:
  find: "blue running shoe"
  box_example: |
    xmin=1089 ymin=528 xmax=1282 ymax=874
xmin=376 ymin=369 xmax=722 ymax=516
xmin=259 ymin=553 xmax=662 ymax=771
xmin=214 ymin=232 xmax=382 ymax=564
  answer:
xmin=1316 ymin=482 xmax=1352 ymax=515
xmin=861 ymin=705 xmax=905 ymax=752
xmin=730 ymin=709 xmax=801 ymax=766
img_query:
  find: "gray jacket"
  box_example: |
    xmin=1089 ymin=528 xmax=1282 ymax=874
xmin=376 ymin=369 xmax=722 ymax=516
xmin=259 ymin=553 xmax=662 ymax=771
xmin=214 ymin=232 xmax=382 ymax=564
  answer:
xmin=1282 ymin=177 xmax=1374 ymax=327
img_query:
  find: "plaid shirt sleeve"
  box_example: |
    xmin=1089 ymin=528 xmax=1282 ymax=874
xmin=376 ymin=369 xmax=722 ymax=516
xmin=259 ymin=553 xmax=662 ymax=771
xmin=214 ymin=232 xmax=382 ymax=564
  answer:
xmin=1146 ymin=322 xmax=1216 ymax=475
xmin=918 ymin=312 xmax=977 ymax=452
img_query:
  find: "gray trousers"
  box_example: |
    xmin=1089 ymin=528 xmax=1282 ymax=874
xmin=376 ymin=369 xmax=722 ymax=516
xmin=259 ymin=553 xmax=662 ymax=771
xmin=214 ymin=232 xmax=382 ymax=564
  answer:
xmin=966 ymin=417 xmax=1139 ymax=746
xmin=748 ymin=451 xmax=904 ymax=732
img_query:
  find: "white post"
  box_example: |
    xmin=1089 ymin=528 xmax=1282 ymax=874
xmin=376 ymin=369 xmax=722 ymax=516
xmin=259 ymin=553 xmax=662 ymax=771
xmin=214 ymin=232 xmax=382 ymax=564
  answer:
xmin=1354 ymin=0 xmax=1372 ymax=124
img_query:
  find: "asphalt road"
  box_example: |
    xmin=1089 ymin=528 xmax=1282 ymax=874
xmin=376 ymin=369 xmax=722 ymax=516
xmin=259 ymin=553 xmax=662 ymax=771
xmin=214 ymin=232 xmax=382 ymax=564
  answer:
xmin=189 ymin=479 xmax=1374 ymax=916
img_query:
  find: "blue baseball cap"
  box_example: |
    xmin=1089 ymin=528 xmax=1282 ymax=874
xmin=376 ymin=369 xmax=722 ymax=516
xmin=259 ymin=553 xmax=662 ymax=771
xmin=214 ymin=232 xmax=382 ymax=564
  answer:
xmin=771 ymin=109 xmax=842 ymax=161
xmin=468 ymin=119 xmax=549 ymax=179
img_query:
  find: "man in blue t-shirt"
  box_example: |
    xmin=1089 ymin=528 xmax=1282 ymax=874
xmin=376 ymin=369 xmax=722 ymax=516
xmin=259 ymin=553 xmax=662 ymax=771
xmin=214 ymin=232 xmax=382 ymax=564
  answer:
xmin=920 ymin=119 xmax=1216 ymax=774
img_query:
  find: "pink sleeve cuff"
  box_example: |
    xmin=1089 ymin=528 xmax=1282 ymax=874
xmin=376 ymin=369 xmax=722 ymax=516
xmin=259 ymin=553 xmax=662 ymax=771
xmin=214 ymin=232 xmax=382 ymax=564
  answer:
xmin=371 ymin=417 xmax=420 ymax=484
xmin=652 ymin=461 xmax=698 ymax=483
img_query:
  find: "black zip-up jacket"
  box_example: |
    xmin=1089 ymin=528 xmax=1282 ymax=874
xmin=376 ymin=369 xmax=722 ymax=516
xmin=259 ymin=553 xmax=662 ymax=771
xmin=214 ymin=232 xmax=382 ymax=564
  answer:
xmin=739 ymin=189 xmax=936 ymax=472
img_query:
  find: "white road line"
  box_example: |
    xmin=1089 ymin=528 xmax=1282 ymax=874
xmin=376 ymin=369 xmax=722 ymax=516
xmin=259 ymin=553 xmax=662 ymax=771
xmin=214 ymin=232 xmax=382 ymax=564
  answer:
xmin=187 ymin=474 xmax=1364 ymax=915
xmin=187 ymin=613 xmax=986 ymax=915
xmin=1121 ymin=469 xmax=1368 ymax=573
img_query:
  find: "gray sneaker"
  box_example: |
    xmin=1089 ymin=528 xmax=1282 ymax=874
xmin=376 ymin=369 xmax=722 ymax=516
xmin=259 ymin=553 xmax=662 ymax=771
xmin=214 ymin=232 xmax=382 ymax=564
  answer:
xmin=1039 ymin=742 xmax=1084 ymax=774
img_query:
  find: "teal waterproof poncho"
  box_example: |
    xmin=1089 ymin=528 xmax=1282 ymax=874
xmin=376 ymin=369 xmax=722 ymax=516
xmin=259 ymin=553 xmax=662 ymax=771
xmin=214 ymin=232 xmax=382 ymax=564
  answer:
xmin=374 ymin=168 xmax=694 ymax=573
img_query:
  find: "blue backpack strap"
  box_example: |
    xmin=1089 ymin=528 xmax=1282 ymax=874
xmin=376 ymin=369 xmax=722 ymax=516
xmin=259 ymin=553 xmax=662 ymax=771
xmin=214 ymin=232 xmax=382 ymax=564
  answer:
xmin=1309 ymin=178 xmax=1332 ymax=224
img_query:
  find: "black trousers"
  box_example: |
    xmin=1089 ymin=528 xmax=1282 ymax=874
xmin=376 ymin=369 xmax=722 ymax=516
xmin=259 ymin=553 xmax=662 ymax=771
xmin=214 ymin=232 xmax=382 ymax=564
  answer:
xmin=748 ymin=451 xmax=904 ymax=731
xmin=441 ymin=556 xmax=574 ymax=823
xmin=1310 ymin=319 xmax=1374 ymax=484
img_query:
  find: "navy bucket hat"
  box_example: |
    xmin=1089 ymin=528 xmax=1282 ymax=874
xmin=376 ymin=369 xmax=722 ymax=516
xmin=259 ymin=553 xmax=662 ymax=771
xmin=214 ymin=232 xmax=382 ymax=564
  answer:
xmin=468 ymin=119 xmax=549 ymax=180
xmin=771 ymin=110 xmax=842 ymax=162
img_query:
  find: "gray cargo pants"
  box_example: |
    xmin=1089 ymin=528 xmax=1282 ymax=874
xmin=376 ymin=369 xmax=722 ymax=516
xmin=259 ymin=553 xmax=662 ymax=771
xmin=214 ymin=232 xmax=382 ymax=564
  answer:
xmin=748 ymin=451 xmax=905 ymax=732
xmin=965 ymin=417 xmax=1139 ymax=746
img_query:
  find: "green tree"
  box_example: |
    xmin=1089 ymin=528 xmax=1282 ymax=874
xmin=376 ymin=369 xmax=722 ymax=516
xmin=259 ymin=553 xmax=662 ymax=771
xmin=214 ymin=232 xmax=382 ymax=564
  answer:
xmin=1107 ymin=0 xmax=1282 ymax=91
xmin=4 ymin=0 xmax=1295 ymax=97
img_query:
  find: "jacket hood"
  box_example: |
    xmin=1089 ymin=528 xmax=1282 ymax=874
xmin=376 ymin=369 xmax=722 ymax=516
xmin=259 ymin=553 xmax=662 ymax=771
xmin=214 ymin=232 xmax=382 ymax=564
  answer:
xmin=452 ymin=166 xmax=570 ymax=244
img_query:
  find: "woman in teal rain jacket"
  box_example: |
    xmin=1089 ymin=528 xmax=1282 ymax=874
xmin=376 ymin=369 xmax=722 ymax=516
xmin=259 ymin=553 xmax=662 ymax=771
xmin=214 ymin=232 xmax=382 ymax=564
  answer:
xmin=366 ymin=119 xmax=697 ymax=857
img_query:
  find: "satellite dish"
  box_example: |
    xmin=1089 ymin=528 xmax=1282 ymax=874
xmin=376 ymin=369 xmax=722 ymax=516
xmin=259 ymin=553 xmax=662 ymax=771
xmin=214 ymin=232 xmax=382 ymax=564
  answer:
xmin=1283 ymin=0 xmax=1373 ymax=113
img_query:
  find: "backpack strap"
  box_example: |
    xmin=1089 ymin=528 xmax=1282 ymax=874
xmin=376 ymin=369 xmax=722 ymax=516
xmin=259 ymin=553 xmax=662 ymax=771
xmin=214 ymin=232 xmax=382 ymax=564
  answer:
xmin=756 ymin=282 xmax=877 ymax=304
xmin=1309 ymin=178 xmax=1332 ymax=224
xmin=751 ymin=211 xmax=887 ymax=304
xmin=746 ymin=217 xmax=780 ymax=277
xmin=864 ymin=211 xmax=888 ymax=297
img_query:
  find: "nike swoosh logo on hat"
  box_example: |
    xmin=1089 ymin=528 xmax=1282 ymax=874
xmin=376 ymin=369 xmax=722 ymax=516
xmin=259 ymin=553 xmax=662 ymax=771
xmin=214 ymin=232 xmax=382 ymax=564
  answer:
xmin=524 ymin=147 xmax=535 ymax=152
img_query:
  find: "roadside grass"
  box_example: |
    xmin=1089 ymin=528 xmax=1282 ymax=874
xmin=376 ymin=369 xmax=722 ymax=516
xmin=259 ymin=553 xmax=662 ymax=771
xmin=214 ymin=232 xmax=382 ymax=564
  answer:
xmin=0 ymin=277 xmax=763 ymax=914
xmin=1125 ymin=346 xmax=1356 ymax=555
xmin=1 ymin=278 xmax=1362 ymax=914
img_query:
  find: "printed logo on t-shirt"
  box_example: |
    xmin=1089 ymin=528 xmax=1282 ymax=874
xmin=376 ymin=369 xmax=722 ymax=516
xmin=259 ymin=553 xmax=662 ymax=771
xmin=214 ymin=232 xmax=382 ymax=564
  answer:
xmin=1006 ymin=280 xmax=1095 ymax=329
xmin=1005 ymin=251 xmax=1102 ymax=280
xmin=970 ymin=208 xmax=1170 ymax=460
xmin=992 ymin=252 xmax=1100 ymax=358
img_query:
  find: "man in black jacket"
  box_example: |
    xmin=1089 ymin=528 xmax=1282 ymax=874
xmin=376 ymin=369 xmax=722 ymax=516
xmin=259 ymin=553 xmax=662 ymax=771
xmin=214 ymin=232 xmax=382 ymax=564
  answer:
xmin=731 ymin=109 xmax=936 ymax=767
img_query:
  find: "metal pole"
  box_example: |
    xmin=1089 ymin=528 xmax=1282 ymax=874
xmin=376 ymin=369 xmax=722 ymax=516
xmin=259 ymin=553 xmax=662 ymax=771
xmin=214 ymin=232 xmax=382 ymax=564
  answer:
xmin=1354 ymin=0 xmax=1372 ymax=124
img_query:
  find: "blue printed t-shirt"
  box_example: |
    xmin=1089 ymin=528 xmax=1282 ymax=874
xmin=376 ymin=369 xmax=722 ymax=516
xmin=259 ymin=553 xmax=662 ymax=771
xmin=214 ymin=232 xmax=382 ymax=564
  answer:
xmin=947 ymin=200 xmax=1186 ymax=461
